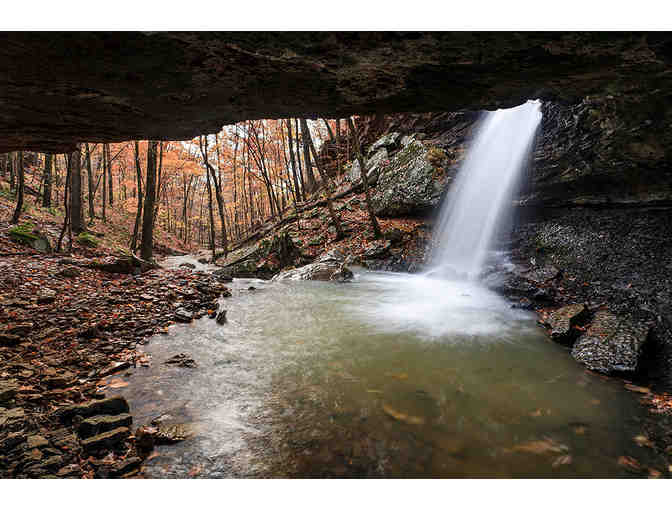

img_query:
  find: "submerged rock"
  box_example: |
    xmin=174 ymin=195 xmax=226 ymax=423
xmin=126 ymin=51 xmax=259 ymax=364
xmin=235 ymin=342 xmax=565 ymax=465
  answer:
xmin=174 ymin=308 xmax=193 ymax=323
xmin=179 ymin=262 xmax=196 ymax=269
xmin=164 ymin=353 xmax=197 ymax=368
xmin=571 ymin=311 xmax=653 ymax=374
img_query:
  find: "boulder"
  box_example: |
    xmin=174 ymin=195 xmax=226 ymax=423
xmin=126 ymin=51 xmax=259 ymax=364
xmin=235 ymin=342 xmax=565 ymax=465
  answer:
xmin=542 ymin=304 xmax=589 ymax=344
xmin=215 ymin=311 xmax=227 ymax=325
xmin=8 ymin=224 xmax=52 ymax=253
xmin=371 ymin=140 xmax=451 ymax=217
xmin=349 ymin=148 xmax=388 ymax=184
xmin=164 ymin=353 xmax=197 ymax=368
xmin=87 ymin=255 xmax=158 ymax=275
xmin=571 ymin=311 xmax=653 ymax=374
xmin=272 ymin=250 xmax=353 ymax=282
xmin=368 ymin=132 xmax=401 ymax=155
xmin=174 ymin=308 xmax=193 ymax=323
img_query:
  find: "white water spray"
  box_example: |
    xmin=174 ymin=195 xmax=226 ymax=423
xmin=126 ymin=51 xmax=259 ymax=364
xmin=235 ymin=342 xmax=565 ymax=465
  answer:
xmin=430 ymin=100 xmax=542 ymax=279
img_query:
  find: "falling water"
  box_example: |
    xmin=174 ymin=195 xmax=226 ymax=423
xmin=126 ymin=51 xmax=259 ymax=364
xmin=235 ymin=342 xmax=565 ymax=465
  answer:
xmin=430 ymin=100 xmax=542 ymax=279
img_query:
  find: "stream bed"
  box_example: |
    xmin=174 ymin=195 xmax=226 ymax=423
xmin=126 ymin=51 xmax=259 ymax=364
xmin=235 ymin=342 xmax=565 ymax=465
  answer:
xmin=111 ymin=258 xmax=658 ymax=478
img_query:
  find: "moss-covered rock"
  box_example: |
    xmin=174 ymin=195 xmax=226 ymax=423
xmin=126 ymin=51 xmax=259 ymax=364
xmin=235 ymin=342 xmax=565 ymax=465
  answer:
xmin=371 ymin=141 xmax=453 ymax=217
xmin=76 ymin=232 xmax=99 ymax=248
xmin=8 ymin=223 xmax=51 ymax=253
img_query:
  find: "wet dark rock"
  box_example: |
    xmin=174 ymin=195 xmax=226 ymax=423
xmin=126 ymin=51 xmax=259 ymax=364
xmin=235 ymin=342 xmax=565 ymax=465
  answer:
xmin=179 ymin=262 xmax=196 ymax=269
xmin=164 ymin=353 xmax=197 ymax=368
xmin=542 ymin=304 xmax=589 ymax=344
xmin=197 ymin=257 xmax=208 ymax=264
xmin=571 ymin=311 xmax=653 ymax=375
xmin=215 ymin=311 xmax=227 ymax=325
xmin=80 ymin=426 xmax=130 ymax=452
xmin=110 ymin=456 xmax=142 ymax=478
xmin=54 ymin=396 xmax=130 ymax=423
xmin=211 ymin=268 xmax=233 ymax=282
xmin=78 ymin=413 xmax=133 ymax=439
xmin=173 ymin=308 xmax=193 ymax=323
xmin=362 ymin=239 xmax=392 ymax=259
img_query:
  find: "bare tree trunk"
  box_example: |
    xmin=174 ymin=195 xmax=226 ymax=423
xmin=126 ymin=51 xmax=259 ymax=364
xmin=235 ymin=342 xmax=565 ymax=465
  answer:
xmin=85 ymin=143 xmax=95 ymax=222
xmin=68 ymin=145 xmax=84 ymax=234
xmin=130 ymin=141 xmax=143 ymax=252
xmin=286 ymin=119 xmax=302 ymax=203
xmin=108 ymin=145 xmax=114 ymax=206
xmin=300 ymin=119 xmax=318 ymax=194
xmin=199 ymin=135 xmax=229 ymax=257
xmin=294 ymin=118 xmax=306 ymax=197
xmin=42 ymin=153 xmax=52 ymax=208
xmin=140 ymin=141 xmax=158 ymax=261
xmin=10 ymin=152 xmax=24 ymax=224
xmin=347 ymin=117 xmax=381 ymax=238
xmin=57 ymin=155 xmax=72 ymax=253
xmin=102 ymin=145 xmax=107 ymax=222
xmin=322 ymin=119 xmax=335 ymax=142
xmin=204 ymin=148 xmax=216 ymax=261
xmin=9 ymin=152 xmax=16 ymax=190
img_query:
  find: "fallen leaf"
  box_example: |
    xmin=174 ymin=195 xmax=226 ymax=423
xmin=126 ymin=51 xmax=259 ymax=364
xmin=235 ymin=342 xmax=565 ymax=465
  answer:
xmin=107 ymin=378 xmax=129 ymax=389
xmin=552 ymin=454 xmax=572 ymax=467
xmin=382 ymin=404 xmax=425 ymax=425
xmin=617 ymin=456 xmax=643 ymax=473
xmin=624 ymin=384 xmax=650 ymax=394
xmin=504 ymin=438 xmax=569 ymax=455
xmin=634 ymin=435 xmax=654 ymax=448
xmin=386 ymin=372 xmax=409 ymax=381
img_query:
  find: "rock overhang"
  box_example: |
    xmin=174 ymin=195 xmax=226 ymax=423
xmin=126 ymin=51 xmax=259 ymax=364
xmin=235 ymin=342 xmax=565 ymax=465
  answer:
xmin=1 ymin=31 xmax=671 ymax=153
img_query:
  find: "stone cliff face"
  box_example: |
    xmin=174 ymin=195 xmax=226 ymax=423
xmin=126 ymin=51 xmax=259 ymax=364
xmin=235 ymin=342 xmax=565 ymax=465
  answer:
xmin=355 ymin=98 xmax=672 ymax=387
xmin=2 ymin=32 xmax=672 ymax=152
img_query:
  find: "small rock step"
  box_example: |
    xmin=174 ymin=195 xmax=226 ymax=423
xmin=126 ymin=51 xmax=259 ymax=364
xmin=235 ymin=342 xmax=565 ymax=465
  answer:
xmin=54 ymin=396 xmax=130 ymax=423
xmin=78 ymin=413 xmax=133 ymax=439
xmin=80 ymin=427 xmax=130 ymax=452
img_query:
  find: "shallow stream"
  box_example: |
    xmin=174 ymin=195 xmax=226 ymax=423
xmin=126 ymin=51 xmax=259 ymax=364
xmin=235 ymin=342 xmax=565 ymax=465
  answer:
xmin=113 ymin=257 xmax=657 ymax=478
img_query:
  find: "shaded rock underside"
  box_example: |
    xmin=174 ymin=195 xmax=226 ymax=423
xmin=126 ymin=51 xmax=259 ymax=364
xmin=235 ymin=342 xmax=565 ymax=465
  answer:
xmin=2 ymin=32 xmax=672 ymax=153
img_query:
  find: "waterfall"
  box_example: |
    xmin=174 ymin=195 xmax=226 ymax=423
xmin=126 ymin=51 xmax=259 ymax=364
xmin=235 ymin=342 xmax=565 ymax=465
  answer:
xmin=429 ymin=100 xmax=542 ymax=279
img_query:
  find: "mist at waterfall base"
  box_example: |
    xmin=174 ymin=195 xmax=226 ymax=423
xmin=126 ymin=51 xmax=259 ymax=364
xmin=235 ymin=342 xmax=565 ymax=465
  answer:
xmin=363 ymin=100 xmax=542 ymax=340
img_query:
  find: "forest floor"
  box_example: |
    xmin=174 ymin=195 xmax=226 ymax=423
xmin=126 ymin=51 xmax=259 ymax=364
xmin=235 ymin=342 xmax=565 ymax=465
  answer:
xmin=0 ymin=189 xmax=234 ymax=478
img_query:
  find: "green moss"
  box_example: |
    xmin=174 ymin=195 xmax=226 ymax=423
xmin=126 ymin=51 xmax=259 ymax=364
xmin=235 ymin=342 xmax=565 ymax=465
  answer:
xmin=9 ymin=223 xmax=38 ymax=240
xmin=76 ymin=231 xmax=100 ymax=247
